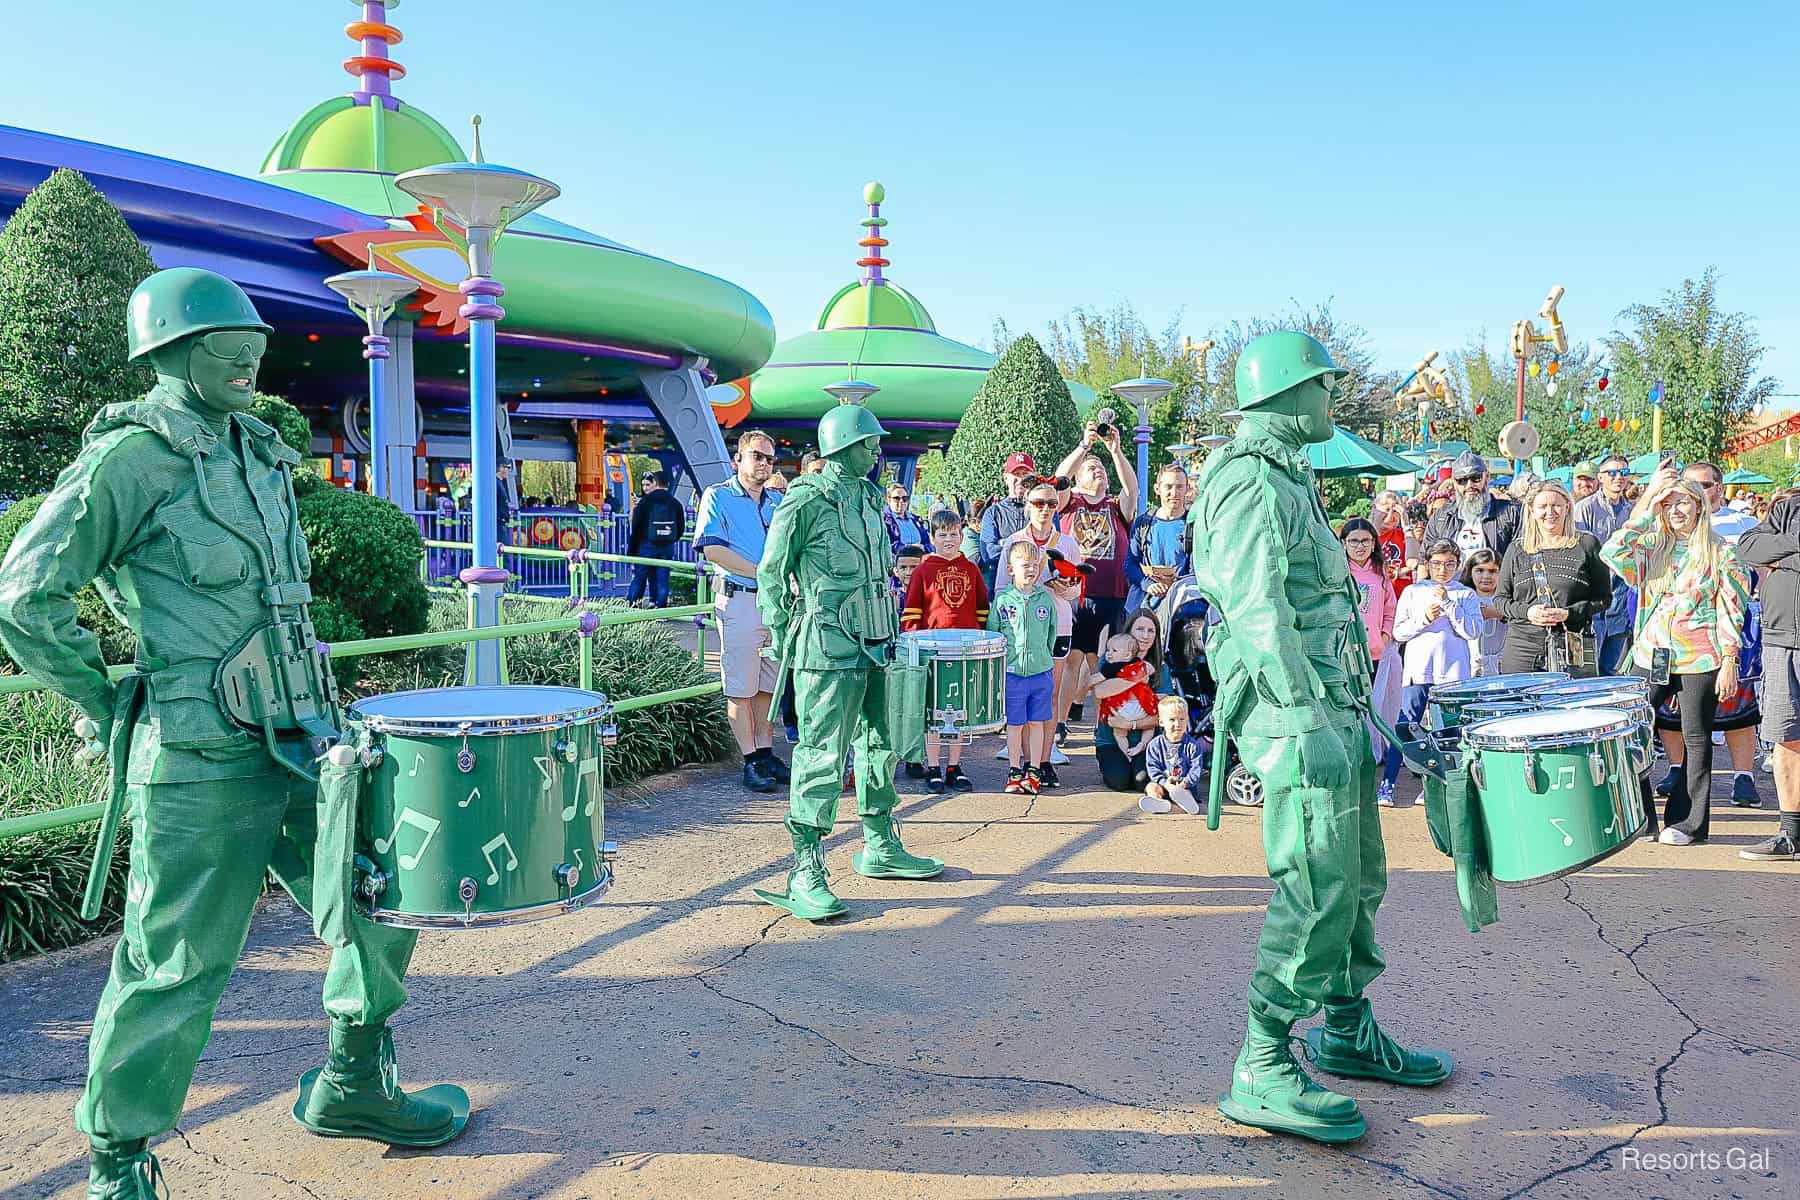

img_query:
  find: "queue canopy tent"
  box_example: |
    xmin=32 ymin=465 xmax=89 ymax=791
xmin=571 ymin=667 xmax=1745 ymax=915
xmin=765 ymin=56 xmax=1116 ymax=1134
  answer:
xmin=1546 ymin=466 xmax=1575 ymax=486
xmin=1628 ymin=449 xmax=1671 ymax=477
xmin=1308 ymin=427 xmax=1418 ymax=477
xmin=1724 ymin=467 xmax=1773 ymax=487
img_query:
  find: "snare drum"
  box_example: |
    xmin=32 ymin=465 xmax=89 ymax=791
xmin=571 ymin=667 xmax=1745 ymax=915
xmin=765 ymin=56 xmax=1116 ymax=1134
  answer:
xmin=1558 ymin=691 xmax=1655 ymax=776
xmin=1426 ymin=672 xmax=1569 ymax=749
xmin=893 ymin=629 xmax=1007 ymax=739
xmin=1525 ymin=676 xmax=1651 ymax=702
xmin=348 ymin=686 xmax=618 ymax=928
xmin=1464 ymin=707 xmax=1645 ymax=885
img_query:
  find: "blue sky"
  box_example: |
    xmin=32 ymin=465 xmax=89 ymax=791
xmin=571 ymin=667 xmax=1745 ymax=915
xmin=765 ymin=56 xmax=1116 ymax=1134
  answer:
xmin=10 ymin=1 xmax=1799 ymax=401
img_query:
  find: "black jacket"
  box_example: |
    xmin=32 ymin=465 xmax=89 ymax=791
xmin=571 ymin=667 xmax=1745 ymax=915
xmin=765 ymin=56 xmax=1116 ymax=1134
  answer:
xmin=1423 ymin=494 xmax=1522 ymax=562
xmin=1737 ymin=497 xmax=1800 ymax=648
xmin=629 ymin=490 xmax=686 ymax=554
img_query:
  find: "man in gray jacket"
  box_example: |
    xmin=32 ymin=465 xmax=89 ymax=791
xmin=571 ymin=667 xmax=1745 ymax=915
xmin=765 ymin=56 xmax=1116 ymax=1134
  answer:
xmin=1573 ymin=453 xmax=1638 ymax=676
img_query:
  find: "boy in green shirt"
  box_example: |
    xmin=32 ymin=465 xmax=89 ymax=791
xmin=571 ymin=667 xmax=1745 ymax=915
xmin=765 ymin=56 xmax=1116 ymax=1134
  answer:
xmin=989 ymin=541 xmax=1059 ymax=793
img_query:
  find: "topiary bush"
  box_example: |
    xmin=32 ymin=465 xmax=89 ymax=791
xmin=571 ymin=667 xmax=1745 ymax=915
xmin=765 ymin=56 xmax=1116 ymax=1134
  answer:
xmin=0 ymin=494 xmax=135 ymax=669
xmin=297 ymin=487 xmax=429 ymax=639
xmin=943 ymin=334 xmax=1083 ymax=500
xmin=0 ymin=690 xmax=127 ymax=962
xmin=250 ymin=392 xmax=312 ymax=458
xmin=0 ymin=168 xmax=157 ymax=497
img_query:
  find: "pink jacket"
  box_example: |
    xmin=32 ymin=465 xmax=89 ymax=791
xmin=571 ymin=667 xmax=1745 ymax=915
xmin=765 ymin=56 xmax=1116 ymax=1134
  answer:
xmin=1349 ymin=559 xmax=1396 ymax=661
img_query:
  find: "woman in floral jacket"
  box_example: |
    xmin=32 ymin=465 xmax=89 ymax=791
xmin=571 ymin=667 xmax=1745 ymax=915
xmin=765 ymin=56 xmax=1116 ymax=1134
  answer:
xmin=1601 ymin=467 xmax=1751 ymax=846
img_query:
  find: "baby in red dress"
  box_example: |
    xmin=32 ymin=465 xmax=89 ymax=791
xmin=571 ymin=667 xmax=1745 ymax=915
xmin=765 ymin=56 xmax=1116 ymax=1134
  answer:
xmin=1094 ymin=633 xmax=1160 ymax=752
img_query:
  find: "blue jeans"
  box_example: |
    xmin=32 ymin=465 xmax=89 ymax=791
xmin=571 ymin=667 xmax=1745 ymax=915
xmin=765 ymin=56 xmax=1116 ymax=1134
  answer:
xmin=1596 ymin=630 xmax=1631 ymax=677
xmin=1382 ymin=684 xmax=1435 ymax=788
xmin=628 ymin=562 xmax=670 ymax=606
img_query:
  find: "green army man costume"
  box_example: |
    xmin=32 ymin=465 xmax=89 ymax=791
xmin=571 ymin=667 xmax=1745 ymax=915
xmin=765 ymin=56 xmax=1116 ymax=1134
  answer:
xmin=0 ymin=269 xmax=466 ymax=1199
xmin=751 ymin=398 xmax=945 ymax=920
xmin=1189 ymin=331 xmax=1452 ymax=1144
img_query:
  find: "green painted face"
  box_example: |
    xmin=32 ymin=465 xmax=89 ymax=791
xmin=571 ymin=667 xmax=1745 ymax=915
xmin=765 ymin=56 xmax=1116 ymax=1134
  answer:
xmin=163 ymin=328 xmax=265 ymax=416
xmin=834 ymin=436 xmax=880 ymax=478
xmin=1245 ymin=375 xmax=1338 ymax=447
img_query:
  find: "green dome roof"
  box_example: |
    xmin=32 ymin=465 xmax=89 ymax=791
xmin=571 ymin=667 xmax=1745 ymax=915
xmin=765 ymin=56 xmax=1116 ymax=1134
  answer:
xmin=817 ymin=280 xmax=936 ymax=332
xmin=260 ymin=95 xmax=465 ymax=176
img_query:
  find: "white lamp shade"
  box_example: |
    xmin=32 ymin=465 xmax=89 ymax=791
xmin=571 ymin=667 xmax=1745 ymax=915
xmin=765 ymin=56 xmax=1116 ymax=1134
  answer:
xmin=324 ymin=268 xmax=418 ymax=311
xmin=823 ymin=379 xmax=881 ymax=406
xmin=394 ymin=161 xmax=560 ymax=231
xmin=1110 ymin=375 xmax=1177 ymax=409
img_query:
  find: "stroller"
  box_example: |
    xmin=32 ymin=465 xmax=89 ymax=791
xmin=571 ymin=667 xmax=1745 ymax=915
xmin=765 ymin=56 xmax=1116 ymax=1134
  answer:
xmin=1161 ymin=577 xmax=1263 ymax=806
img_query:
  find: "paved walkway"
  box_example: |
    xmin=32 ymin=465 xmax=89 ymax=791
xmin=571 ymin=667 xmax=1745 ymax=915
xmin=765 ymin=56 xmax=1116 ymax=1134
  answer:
xmin=1 ymin=742 xmax=1794 ymax=1199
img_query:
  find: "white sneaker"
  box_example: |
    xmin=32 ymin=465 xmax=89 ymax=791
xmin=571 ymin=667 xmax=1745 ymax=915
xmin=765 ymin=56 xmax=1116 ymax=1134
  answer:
xmin=1377 ymin=781 xmax=1397 ymax=807
xmin=1049 ymin=746 xmax=1070 ymax=765
xmin=1658 ymin=827 xmax=1695 ymax=846
xmin=995 ymin=745 xmax=1010 ymax=760
xmin=1170 ymin=789 xmax=1200 ymax=815
xmin=1140 ymin=793 xmax=1172 ymax=814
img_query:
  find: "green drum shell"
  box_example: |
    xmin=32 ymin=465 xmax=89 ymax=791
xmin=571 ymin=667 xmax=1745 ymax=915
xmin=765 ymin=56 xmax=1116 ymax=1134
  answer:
xmin=1427 ymin=672 xmax=1570 ymax=747
xmin=1559 ymin=692 xmax=1655 ymax=776
xmin=351 ymin=690 xmax=615 ymax=929
xmin=899 ymin=630 xmax=1008 ymax=738
xmin=1465 ymin=709 xmax=1645 ymax=885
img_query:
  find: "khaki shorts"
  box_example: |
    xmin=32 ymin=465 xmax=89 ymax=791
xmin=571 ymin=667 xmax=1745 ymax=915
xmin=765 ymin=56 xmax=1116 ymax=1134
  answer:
xmin=718 ymin=587 xmax=780 ymax=699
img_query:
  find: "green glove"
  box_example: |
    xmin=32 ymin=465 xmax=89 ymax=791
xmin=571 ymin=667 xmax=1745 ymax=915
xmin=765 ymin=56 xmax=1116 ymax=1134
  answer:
xmin=1284 ymin=725 xmax=1351 ymax=790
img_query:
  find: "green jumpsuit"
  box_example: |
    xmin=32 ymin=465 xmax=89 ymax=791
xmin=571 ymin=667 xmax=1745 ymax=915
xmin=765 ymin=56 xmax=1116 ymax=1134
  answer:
xmin=0 ymin=392 xmax=415 ymax=1145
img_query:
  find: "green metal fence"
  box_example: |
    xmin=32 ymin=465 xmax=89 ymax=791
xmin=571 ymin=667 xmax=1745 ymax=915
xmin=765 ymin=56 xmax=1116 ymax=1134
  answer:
xmin=0 ymin=584 xmax=720 ymax=843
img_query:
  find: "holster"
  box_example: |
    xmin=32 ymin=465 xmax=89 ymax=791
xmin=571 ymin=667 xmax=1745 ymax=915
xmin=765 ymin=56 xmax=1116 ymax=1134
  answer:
xmin=884 ymin=652 xmax=928 ymax=763
xmin=312 ymin=725 xmax=367 ymax=949
xmin=80 ymin=673 xmax=146 ymax=921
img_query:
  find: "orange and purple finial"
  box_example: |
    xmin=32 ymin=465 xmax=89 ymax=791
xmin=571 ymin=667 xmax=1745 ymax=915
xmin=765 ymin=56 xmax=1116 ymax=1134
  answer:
xmin=344 ymin=0 xmax=405 ymax=109
xmin=857 ymin=181 xmax=889 ymax=286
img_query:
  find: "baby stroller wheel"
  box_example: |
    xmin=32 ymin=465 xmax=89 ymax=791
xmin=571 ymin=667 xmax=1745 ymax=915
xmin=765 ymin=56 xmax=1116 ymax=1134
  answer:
xmin=1226 ymin=762 xmax=1263 ymax=807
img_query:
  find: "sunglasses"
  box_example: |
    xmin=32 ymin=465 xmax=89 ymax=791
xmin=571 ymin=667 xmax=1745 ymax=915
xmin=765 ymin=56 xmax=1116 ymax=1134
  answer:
xmin=1600 ymin=468 xmax=1628 ymax=477
xmin=1028 ymin=498 xmax=1057 ymax=508
xmin=1453 ymin=473 xmax=1485 ymax=483
xmin=889 ymin=493 xmax=909 ymax=501
xmin=198 ymin=330 xmax=267 ymax=360
xmin=741 ymin=450 xmax=775 ymax=464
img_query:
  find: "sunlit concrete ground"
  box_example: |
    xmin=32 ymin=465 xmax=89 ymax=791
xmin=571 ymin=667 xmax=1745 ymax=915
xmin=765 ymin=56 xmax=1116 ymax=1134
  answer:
xmin=2 ymin=737 xmax=1794 ymax=1200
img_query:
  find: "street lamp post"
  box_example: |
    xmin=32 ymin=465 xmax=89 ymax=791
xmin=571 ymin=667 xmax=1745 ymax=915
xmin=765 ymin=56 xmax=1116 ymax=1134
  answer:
xmin=1109 ymin=374 xmax=1177 ymax=515
xmin=323 ymin=246 xmax=417 ymax=504
xmin=396 ymin=116 xmax=559 ymax=685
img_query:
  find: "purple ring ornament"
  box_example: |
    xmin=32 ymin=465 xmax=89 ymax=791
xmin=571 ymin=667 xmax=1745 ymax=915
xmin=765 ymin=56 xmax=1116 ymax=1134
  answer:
xmin=459 ymin=566 xmax=510 ymax=585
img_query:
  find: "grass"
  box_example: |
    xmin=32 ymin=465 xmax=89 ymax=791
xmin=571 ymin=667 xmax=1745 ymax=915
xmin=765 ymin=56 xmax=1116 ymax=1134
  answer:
xmin=0 ymin=690 xmax=127 ymax=962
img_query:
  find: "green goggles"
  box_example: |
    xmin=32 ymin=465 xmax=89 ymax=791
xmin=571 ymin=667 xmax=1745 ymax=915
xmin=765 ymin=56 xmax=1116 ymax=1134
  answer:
xmin=197 ymin=330 xmax=268 ymax=360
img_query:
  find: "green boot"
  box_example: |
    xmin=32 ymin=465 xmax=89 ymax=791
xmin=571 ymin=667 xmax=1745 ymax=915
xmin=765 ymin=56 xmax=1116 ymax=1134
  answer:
xmin=1218 ymin=1025 xmax=1366 ymax=1143
xmin=852 ymin=812 xmax=945 ymax=879
xmin=294 ymin=1022 xmax=470 ymax=1146
xmin=87 ymin=1140 xmax=163 ymax=1199
xmin=1304 ymin=997 xmax=1453 ymax=1086
xmin=753 ymin=819 xmax=847 ymax=920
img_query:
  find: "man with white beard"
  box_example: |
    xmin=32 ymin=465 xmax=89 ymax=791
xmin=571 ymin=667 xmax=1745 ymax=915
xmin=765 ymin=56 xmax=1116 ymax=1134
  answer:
xmin=1424 ymin=451 xmax=1520 ymax=564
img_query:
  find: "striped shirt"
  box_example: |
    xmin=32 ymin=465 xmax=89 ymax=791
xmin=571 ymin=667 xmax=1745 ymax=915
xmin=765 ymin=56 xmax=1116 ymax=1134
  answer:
xmin=1600 ymin=512 xmax=1751 ymax=674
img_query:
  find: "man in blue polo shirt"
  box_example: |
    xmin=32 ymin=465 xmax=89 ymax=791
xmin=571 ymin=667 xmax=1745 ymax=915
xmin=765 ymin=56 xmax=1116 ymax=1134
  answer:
xmin=695 ymin=429 xmax=787 ymax=792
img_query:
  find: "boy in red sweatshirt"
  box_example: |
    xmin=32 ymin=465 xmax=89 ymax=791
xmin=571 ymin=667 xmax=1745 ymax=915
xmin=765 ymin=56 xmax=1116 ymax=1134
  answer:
xmin=902 ymin=509 xmax=992 ymax=791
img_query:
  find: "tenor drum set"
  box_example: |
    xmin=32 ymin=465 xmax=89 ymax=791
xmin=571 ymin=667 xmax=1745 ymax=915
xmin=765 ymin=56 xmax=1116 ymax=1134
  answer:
xmin=1414 ymin=672 xmax=1654 ymax=885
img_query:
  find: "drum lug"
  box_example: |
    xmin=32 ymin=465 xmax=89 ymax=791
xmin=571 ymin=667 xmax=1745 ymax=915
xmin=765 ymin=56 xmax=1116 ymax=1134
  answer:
xmin=553 ymin=862 xmax=580 ymax=897
xmin=359 ymin=743 xmax=384 ymax=770
xmin=458 ymin=877 xmax=479 ymax=927
xmin=1468 ymin=755 xmax=1484 ymax=791
xmin=1523 ymin=750 xmax=1545 ymax=794
xmin=600 ymin=840 xmax=619 ymax=863
xmin=356 ymin=860 xmax=388 ymax=902
xmin=1588 ymin=750 xmax=1609 ymax=787
xmin=554 ymin=737 xmax=579 ymax=764
xmin=601 ymin=723 xmax=619 ymax=748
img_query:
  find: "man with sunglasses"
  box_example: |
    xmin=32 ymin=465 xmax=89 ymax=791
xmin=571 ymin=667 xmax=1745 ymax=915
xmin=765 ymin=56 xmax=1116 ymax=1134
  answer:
xmin=695 ymin=429 xmax=788 ymax=792
xmin=883 ymin=482 xmax=929 ymax=554
xmin=1422 ymin=450 xmax=1520 ymax=565
xmin=0 ymin=269 xmax=468 ymax=1198
xmin=1574 ymin=453 xmax=1638 ymax=675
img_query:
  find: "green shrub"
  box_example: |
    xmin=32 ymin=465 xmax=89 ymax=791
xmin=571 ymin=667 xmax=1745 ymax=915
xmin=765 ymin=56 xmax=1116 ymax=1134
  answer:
xmin=297 ymin=487 xmax=429 ymax=638
xmin=1339 ymin=498 xmax=1372 ymax=521
xmin=250 ymin=392 xmax=311 ymax=457
xmin=943 ymin=334 xmax=1083 ymax=500
xmin=0 ymin=494 xmax=136 ymax=668
xmin=0 ymin=690 xmax=127 ymax=962
xmin=0 ymin=168 xmax=157 ymax=496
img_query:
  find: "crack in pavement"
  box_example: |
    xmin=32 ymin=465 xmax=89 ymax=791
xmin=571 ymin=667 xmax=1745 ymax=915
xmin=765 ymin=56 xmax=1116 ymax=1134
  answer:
xmin=941 ymin=791 xmax=1039 ymax=846
xmin=173 ymin=1125 xmax=325 ymax=1200
xmin=1342 ymin=1148 xmax=1474 ymax=1200
xmin=1498 ymin=885 xmax=1796 ymax=1199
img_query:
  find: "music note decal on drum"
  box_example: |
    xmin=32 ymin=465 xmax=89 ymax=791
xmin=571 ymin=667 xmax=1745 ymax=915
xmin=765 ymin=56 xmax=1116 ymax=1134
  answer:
xmin=578 ymin=757 xmax=599 ymax=818
xmin=459 ymin=786 xmax=479 ymax=809
xmin=535 ymin=755 xmax=554 ymax=792
xmin=481 ymin=833 xmax=519 ymax=885
xmin=572 ymin=847 xmax=585 ymax=881
xmin=407 ymin=753 xmax=424 ymax=778
xmin=374 ymin=808 xmax=440 ymax=870
xmin=1551 ymin=765 xmax=1577 ymax=791
xmin=1549 ymin=817 xmax=1575 ymax=847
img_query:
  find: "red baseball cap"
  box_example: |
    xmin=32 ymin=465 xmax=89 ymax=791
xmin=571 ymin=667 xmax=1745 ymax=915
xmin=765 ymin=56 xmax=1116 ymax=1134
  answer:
xmin=1003 ymin=453 xmax=1037 ymax=475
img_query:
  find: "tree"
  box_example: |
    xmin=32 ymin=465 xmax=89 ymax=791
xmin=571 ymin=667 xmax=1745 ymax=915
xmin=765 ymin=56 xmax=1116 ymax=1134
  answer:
xmin=1604 ymin=268 xmax=1778 ymax=466
xmin=1203 ymin=301 xmax=1398 ymax=442
xmin=0 ymin=169 xmax=156 ymax=495
xmin=1044 ymin=302 xmax=1201 ymax=481
xmin=943 ymin=334 xmax=1082 ymax=500
xmin=250 ymin=392 xmax=311 ymax=457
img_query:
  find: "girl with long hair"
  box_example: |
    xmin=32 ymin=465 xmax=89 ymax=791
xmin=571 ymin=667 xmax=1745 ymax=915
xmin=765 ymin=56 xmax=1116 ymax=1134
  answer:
xmin=1602 ymin=469 xmax=1751 ymax=845
xmin=1457 ymin=547 xmax=1505 ymax=676
xmin=1494 ymin=481 xmax=1612 ymax=674
xmin=1341 ymin=517 xmax=1404 ymax=801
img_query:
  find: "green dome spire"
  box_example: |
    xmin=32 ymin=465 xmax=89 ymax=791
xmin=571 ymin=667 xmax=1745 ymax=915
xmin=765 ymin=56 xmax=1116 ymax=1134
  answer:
xmin=816 ymin=182 xmax=936 ymax=332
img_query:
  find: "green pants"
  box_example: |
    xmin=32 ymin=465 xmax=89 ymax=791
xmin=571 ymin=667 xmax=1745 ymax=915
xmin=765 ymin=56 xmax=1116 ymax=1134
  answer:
xmin=76 ymin=759 xmax=416 ymax=1144
xmin=787 ymin=666 xmax=900 ymax=833
xmin=1236 ymin=712 xmax=1387 ymax=1029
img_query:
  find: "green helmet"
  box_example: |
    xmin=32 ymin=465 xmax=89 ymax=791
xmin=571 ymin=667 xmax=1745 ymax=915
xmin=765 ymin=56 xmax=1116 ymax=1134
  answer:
xmin=127 ymin=267 xmax=272 ymax=360
xmin=1235 ymin=331 xmax=1343 ymax=410
xmin=818 ymin=402 xmax=888 ymax=457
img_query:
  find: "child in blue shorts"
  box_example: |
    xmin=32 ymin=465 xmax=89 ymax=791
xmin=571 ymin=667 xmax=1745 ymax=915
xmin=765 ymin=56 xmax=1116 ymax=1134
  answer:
xmin=989 ymin=541 xmax=1059 ymax=794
